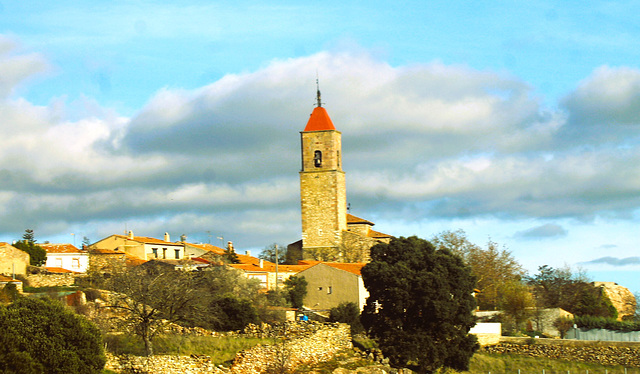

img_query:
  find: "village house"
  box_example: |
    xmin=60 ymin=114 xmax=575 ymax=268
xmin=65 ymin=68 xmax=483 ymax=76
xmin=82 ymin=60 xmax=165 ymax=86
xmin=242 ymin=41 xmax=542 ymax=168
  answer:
xmin=229 ymin=257 xmax=311 ymax=290
xmin=90 ymin=231 xmax=184 ymax=261
xmin=296 ymin=262 xmax=368 ymax=311
xmin=0 ymin=242 xmax=30 ymax=277
xmin=40 ymin=243 xmax=89 ymax=273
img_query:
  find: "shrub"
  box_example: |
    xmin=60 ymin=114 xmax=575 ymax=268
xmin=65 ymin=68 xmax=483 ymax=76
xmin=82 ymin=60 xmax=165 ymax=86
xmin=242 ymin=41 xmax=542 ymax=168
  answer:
xmin=0 ymin=297 xmax=105 ymax=373
xmin=329 ymin=302 xmax=364 ymax=335
xmin=574 ymin=315 xmax=640 ymax=332
xmin=211 ymin=295 xmax=259 ymax=331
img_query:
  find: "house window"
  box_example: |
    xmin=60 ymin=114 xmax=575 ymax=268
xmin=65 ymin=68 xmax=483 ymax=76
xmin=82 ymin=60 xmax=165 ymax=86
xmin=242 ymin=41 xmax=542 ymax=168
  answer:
xmin=55 ymin=258 xmax=63 ymax=267
xmin=162 ymin=248 xmax=167 ymax=259
xmin=328 ymin=286 xmax=332 ymax=294
xmin=72 ymin=258 xmax=80 ymax=268
xmin=175 ymin=249 xmax=180 ymax=259
xmin=314 ymin=150 xmax=322 ymax=167
xmin=152 ymin=248 xmax=158 ymax=258
xmin=318 ymin=287 xmax=323 ymax=291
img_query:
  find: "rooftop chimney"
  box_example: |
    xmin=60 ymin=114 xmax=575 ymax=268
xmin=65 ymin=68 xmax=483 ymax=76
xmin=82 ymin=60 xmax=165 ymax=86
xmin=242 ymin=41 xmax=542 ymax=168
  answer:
xmin=227 ymin=241 xmax=234 ymax=252
xmin=259 ymin=259 xmax=264 ymax=268
xmin=128 ymin=230 xmax=134 ymax=240
xmin=164 ymin=232 xmax=170 ymax=242
xmin=245 ymin=250 xmax=251 ymax=256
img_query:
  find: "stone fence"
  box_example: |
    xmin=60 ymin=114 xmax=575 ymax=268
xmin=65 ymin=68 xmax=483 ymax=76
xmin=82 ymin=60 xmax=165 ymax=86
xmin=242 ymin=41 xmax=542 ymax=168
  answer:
xmin=106 ymin=321 xmax=352 ymax=374
xmin=484 ymin=338 xmax=640 ymax=367
xmin=27 ymin=272 xmax=81 ymax=287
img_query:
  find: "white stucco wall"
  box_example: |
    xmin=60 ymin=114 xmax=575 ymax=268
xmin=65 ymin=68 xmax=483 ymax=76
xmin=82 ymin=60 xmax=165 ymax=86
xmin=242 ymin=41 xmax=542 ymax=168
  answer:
xmin=45 ymin=253 xmax=90 ymax=273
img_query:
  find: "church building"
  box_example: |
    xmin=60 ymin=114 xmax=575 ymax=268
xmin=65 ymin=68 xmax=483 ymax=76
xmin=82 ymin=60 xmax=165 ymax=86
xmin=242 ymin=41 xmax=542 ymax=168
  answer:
xmin=287 ymin=87 xmax=391 ymax=263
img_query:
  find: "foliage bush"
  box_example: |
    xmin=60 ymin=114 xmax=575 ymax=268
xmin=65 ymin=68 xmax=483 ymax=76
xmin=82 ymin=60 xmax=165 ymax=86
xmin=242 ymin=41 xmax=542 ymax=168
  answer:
xmin=0 ymin=297 xmax=105 ymax=373
xmin=284 ymin=275 xmax=307 ymax=309
xmin=329 ymin=302 xmax=364 ymax=335
xmin=13 ymin=240 xmax=47 ymax=267
xmin=210 ymin=295 xmax=259 ymax=331
xmin=574 ymin=315 xmax=640 ymax=332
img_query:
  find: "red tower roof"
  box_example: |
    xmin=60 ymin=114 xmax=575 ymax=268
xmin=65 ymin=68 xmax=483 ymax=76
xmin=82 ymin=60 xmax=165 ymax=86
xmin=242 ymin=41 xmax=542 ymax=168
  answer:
xmin=303 ymin=106 xmax=336 ymax=132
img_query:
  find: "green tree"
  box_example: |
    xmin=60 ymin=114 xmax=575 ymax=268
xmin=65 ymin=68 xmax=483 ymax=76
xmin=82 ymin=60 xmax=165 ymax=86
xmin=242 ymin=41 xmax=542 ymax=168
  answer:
xmin=0 ymin=297 xmax=105 ymax=373
xmin=329 ymin=302 xmax=364 ymax=335
xmin=14 ymin=240 xmax=47 ymax=266
xmin=22 ymin=229 xmax=36 ymax=243
xmin=284 ymin=275 xmax=307 ymax=309
xmin=224 ymin=247 xmax=240 ymax=264
xmin=259 ymin=243 xmax=286 ymax=264
xmin=432 ymin=230 xmax=525 ymax=310
xmin=527 ymin=265 xmax=616 ymax=318
xmin=209 ymin=295 xmax=259 ymax=331
xmin=361 ymin=236 xmax=478 ymax=373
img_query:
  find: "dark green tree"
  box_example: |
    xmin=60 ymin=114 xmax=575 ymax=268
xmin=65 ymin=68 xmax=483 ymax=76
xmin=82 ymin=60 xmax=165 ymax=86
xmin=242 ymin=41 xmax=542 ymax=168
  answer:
xmin=284 ymin=275 xmax=307 ymax=309
xmin=527 ymin=265 xmax=617 ymax=318
xmin=361 ymin=236 xmax=478 ymax=374
xmin=22 ymin=229 xmax=36 ymax=243
xmin=223 ymin=247 xmax=240 ymax=264
xmin=259 ymin=243 xmax=286 ymax=264
xmin=0 ymin=297 xmax=105 ymax=373
xmin=14 ymin=241 xmax=47 ymax=266
xmin=329 ymin=301 xmax=364 ymax=335
xmin=209 ymin=295 xmax=259 ymax=331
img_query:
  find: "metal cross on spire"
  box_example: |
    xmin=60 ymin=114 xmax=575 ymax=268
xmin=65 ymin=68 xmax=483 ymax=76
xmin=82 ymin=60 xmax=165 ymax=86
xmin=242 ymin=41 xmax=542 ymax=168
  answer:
xmin=316 ymin=72 xmax=323 ymax=107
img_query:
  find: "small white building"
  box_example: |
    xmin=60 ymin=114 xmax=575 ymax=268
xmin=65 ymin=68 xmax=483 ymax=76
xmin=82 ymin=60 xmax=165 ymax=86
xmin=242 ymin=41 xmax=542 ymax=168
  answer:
xmin=40 ymin=243 xmax=89 ymax=273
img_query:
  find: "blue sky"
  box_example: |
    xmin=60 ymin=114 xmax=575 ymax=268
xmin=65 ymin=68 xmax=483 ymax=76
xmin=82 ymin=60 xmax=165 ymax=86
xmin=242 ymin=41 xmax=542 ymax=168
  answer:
xmin=1 ymin=1 xmax=639 ymax=293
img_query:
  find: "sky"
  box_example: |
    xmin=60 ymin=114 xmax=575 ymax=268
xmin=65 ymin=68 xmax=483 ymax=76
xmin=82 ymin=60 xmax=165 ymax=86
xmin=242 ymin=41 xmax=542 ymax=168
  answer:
xmin=1 ymin=1 xmax=639 ymax=293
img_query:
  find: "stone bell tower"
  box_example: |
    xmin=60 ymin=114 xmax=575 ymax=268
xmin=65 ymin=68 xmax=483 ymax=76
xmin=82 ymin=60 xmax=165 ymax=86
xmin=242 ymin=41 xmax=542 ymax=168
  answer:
xmin=299 ymin=85 xmax=347 ymax=260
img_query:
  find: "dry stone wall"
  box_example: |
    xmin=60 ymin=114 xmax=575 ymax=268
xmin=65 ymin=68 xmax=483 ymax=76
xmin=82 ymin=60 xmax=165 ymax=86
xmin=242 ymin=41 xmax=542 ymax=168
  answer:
xmin=106 ymin=322 xmax=351 ymax=374
xmin=485 ymin=338 xmax=640 ymax=367
xmin=231 ymin=322 xmax=352 ymax=373
xmin=27 ymin=272 xmax=80 ymax=287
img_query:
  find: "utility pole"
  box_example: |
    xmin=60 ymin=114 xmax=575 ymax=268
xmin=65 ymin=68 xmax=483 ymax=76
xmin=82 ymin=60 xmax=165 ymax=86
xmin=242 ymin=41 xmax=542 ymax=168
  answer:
xmin=275 ymin=244 xmax=279 ymax=291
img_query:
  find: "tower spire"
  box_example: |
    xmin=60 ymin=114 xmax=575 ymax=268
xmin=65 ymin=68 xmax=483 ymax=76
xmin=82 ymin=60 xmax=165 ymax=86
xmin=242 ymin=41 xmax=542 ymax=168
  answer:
xmin=316 ymin=73 xmax=322 ymax=108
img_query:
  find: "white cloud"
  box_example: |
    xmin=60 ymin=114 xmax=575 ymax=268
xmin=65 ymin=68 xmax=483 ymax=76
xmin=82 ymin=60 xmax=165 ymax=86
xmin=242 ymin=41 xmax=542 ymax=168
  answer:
xmin=3 ymin=40 xmax=640 ymax=252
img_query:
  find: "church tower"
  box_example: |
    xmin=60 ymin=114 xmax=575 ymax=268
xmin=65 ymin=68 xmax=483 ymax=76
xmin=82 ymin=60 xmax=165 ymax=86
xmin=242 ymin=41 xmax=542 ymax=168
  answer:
xmin=299 ymin=86 xmax=347 ymax=260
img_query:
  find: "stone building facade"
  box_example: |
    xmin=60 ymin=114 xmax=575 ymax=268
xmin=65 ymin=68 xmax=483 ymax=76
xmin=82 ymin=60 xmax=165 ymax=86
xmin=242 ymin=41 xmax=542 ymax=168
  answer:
xmin=0 ymin=242 xmax=30 ymax=277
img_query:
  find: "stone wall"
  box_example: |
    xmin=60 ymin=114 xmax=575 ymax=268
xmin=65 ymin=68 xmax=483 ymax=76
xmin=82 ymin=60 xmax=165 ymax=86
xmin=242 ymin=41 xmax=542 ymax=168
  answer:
xmin=485 ymin=338 xmax=640 ymax=367
xmin=231 ymin=322 xmax=352 ymax=373
xmin=27 ymin=272 xmax=82 ymax=287
xmin=106 ymin=322 xmax=352 ymax=374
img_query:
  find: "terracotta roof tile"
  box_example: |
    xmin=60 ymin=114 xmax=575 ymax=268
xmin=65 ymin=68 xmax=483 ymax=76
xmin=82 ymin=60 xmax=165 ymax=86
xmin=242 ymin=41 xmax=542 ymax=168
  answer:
xmin=303 ymin=107 xmax=336 ymax=132
xmin=229 ymin=263 xmax=311 ymax=273
xmin=367 ymin=229 xmax=393 ymax=239
xmin=40 ymin=243 xmax=85 ymax=254
xmin=0 ymin=274 xmax=21 ymax=282
xmin=184 ymin=242 xmax=225 ymax=255
xmin=114 ymin=235 xmax=180 ymax=246
xmin=43 ymin=267 xmax=77 ymax=274
xmin=346 ymin=214 xmax=374 ymax=225
xmin=323 ymin=262 xmax=366 ymax=275
xmin=89 ymin=248 xmax=126 ymax=255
